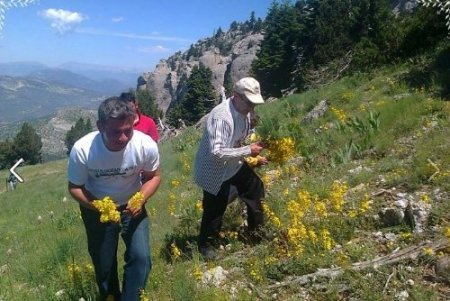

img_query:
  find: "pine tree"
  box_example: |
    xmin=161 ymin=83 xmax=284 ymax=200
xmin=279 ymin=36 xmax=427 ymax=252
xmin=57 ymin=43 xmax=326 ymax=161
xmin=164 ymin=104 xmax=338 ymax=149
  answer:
xmin=0 ymin=139 xmax=15 ymax=170
xmin=252 ymin=2 xmax=301 ymax=97
xmin=137 ymin=89 xmax=163 ymax=119
xmin=65 ymin=117 xmax=93 ymax=155
xmin=167 ymin=63 xmax=216 ymax=126
xmin=13 ymin=122 xmax=42 ymax=164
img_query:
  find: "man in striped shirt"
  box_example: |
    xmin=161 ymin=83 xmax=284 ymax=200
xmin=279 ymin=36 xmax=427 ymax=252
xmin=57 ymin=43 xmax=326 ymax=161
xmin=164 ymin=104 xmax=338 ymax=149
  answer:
xmin=194 ymin=77 xmax=268 ymax=260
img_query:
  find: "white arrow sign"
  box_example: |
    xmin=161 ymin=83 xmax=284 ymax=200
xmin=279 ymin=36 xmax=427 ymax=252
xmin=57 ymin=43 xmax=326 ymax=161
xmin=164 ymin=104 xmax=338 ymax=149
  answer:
xmin=9 ymin=158 xmax=24 ymax=183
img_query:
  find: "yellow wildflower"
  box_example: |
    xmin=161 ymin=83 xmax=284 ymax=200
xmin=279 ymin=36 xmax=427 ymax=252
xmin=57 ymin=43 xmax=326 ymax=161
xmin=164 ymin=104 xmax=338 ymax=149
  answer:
xmin=245 ymin=155 xmax=264 ymax=167
xmin=195 ymin=200 xmax=203 ymax=212
xmin=420 ymin=194 xmax=430 ymax=204
xmin=92 ymin=196 xmax=120 ymax=223
xmin=262 ymin=202 xmax=281 ymax=228
xmin=320 ymin=229 xmax=333 ymax=250
xmin=329 ymin=181 xmax=347 ymax=212
xmin=359 ymin=194 xmax=371 ymax=213
xmin=297 ymin=190 xmax=312 ymax=212
xmin=128 ymin=192 xmax=145 ymax=210
xmin=422 ymin=247 xmax=434 ymax=256
xmin=192 ymin=266 xmax=203 ymax=281
xmin=308 ymin=229 xmax=318 ymax=244
xmin=348 ymin=209 xmax=357 ymax=218
xmin=266 ymin=137 xmax=296 ymax=165
xmin=170 ymin=179 xmax=180 ymax=187
xmin=139 ymin=289 xmax=149 ymax=301
xmin=168 ymin=204 xmax=176 ymax=216
xmin=444 ymin=227 xmax=450 ymax=239
xmin=170 ymin=242 xmax=181 ymax=259
xmin=314 ymin=201 xmax=328 ymax=218
xmin=331 ymin=106 xmax=347 ymax=123
xmin=68 ymin=263 xmax=81 ymax=280
xmin=85 ymin=263 xmax=94 ymax=275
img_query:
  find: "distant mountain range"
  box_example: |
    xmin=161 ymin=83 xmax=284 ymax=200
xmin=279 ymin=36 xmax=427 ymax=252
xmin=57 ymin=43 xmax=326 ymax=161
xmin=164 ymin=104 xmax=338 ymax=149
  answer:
xmin=0 ymin=61 xmax=141 ymax=124
xmin=0 ymin=61 xmax=141 ymax=89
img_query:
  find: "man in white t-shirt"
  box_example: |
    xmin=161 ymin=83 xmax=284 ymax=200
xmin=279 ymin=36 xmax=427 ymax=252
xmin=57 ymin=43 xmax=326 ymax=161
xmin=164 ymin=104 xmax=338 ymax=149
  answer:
xmin=68 ymin=96 xmax=161 ymax=301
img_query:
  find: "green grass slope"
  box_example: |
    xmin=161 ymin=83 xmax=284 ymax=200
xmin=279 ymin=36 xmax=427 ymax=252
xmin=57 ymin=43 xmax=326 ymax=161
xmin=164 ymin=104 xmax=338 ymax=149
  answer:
xmin=0 ymin=63 xmax=449 ymax=300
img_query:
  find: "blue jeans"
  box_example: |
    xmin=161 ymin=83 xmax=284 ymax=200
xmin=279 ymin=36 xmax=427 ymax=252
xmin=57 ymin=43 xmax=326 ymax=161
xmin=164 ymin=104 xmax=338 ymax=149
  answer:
xmin=80 ymin=206 xmax=151 ymax=301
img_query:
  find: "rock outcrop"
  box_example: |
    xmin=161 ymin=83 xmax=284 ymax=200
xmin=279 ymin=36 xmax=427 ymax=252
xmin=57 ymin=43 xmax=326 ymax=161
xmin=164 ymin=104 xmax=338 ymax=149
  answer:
xmin=138 ymin=28 xmax=263 ymax=114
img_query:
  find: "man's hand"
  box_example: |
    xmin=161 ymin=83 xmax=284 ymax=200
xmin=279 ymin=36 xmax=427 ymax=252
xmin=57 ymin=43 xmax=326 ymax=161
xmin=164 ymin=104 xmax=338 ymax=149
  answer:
xmin=124 ymin=202 xmax=144 ymax=218
xmin=250 ymin=141 xmax=264 ymax=156
xmin=256 ymin=155 xmax=268 ymax=166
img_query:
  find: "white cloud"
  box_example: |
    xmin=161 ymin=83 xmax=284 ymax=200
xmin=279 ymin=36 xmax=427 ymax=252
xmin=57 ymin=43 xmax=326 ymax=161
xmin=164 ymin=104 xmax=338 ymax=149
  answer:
xmin=112 ymin=17 xmax=124 ymax=23
xmin=40 ymin=8 xmax=85 ymax=35
xmin=138 ymin=45 xmax=171 ymax=53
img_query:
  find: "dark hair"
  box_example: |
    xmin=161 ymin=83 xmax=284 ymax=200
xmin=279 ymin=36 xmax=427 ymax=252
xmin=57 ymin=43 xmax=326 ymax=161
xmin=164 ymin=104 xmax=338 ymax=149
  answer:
xmin=98 ymin=97 xmax=135 ymax=124
xmin=119 ymin=92 xmax=136 ymax=103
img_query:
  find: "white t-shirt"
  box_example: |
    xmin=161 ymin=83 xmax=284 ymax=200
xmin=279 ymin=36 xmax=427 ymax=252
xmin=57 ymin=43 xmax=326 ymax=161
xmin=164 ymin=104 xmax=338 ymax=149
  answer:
xmin=68 ymin=130 xmax=160 ymax=205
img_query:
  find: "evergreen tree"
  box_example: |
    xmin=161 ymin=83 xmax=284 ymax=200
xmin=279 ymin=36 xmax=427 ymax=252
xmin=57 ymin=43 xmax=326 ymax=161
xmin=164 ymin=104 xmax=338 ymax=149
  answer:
xmin=65 ymin=117 xmax=93 ymax=155
xmin=0 ymin=139 xmax=15 ymax=170
xmin=305 ymin=0 xmax=355 ymax=66
xmin=13 ymin=122 xmax=42 ymax=164
xmin=168 ymin=63 xmax=216 ymax=126
xmin=223 ymin=68 xmax=234 ymax=98
xmin=252 ymin=2 xmax=302 ymax=97
xmin=137 ymin=89 xmax=163 ymax=119
xmin=350 ymin=0 xmax=400 ymax=69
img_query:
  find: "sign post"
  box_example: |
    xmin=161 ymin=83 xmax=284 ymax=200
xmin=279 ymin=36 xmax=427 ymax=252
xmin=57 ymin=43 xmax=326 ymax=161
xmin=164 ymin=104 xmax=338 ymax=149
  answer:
xmin=9 ymin=158 xmax=24 ymax=183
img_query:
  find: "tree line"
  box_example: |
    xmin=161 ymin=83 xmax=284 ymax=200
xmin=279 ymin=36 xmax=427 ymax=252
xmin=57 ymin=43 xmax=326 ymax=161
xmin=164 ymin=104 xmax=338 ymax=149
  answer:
xmin=252 ymin=0 xmax=448 ymax=97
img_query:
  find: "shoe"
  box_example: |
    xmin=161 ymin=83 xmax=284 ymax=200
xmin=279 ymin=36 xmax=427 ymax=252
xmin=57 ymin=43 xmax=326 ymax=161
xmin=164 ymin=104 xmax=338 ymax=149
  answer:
xmin=199 ymin=246 xmax=217 ymax=261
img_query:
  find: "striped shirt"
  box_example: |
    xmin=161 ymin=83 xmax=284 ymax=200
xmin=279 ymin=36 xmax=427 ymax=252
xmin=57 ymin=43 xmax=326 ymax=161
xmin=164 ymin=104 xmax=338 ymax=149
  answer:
xmin=194 ymin=97 xmax=251 ymax=195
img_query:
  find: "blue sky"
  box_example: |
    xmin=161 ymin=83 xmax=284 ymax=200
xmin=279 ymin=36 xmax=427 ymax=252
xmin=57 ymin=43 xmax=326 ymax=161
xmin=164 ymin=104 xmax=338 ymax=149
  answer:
xmin=0 ymin=0 xmax=273 ymax=72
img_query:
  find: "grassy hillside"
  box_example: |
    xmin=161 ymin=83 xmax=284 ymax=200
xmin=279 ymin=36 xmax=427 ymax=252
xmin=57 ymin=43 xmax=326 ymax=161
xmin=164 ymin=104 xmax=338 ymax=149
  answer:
xmin=0 ymin=63 xmax=449 ymax=300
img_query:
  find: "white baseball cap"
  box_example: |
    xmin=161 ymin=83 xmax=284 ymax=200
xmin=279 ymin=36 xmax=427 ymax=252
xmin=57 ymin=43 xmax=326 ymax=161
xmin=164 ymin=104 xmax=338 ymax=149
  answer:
xmin=234 ymin=77 xmax=265 ymax=104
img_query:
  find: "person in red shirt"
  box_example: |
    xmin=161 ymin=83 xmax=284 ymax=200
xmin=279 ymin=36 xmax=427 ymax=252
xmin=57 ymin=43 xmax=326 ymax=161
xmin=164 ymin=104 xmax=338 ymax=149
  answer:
xmin=120 ymin=92 xmax=159 ymax=142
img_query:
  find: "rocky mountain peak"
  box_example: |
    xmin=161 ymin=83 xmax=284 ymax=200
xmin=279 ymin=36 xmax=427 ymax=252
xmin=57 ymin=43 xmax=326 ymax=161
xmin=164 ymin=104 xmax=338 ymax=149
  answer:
xmin=138 ymin=26 xmax=263 ymax=113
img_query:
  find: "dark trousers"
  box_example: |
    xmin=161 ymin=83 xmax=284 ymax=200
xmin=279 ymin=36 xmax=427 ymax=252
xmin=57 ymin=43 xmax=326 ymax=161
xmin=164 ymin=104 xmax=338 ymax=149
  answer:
xmin=198 ymin=163 xmax=265 ymax=247
xmin=80 ymin=206 xmax=151 ymax=301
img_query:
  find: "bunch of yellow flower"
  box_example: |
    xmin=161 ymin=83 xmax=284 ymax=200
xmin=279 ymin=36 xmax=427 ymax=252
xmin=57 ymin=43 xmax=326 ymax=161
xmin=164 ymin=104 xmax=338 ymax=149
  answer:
xmin=139 ymin=289 xmax=150 ymax=301
xmin=170 ymin=179 xmax=180 ymax=187
xmin=331 ymin=106 xmax=347 ymax=123
xmin=262 ymin=201 xmax=281 ymax=228
xmin=128 ymin=192 xmax=145 ymax=210
xmin=168 ymin=193 xmax=177 ymax=216
xmin=314 ymin=201 xmax=328 ymax=218
xmin=320 ymin=229 xmax=334 ymax=250
xmin=68 ymin=263 xmax=82 ymax=281
xmin=170 ymin=242 xmax=181 ymax=259
xmin=444 ymin=227 xmax=450 ymax=240
xmin=287 ymin=199 xmax=305 ymax=222
xmin=195 ymin=199 xmax=203 ymax=213
xmin=266 ymin=137 xmax=296 ymax=164
xmin=308 ymin=229 xmax=318 ymax=244
xmin=92 ymin=196 xmax=120 ymax=223
xmin=358 ymin=193 xmax=371 ymax=214
xmin=245 ymin=155 xmax=265 ymax=168
xmin=329 ymin=180 xmax=347 ymax=212
xmin=297 ymin=190 xmax=312 ymax=213
xmin=192 ymin=266 xmax=203 ymax=281
xmin=287 ymin=222 xmax=307 ymax=243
